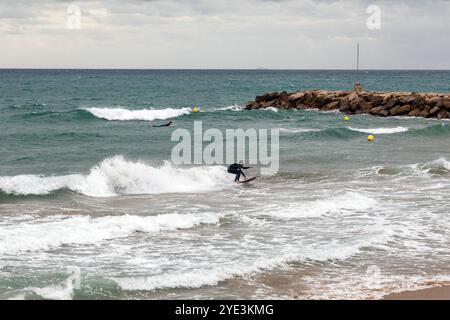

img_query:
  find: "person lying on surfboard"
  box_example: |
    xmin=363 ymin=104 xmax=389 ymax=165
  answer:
xmin=227 ymin=161 xmax=251 ymax=183
xmin=152 ymin=121 xmax=173 ymax=127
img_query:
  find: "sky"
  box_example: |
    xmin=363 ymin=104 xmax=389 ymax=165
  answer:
xmin=0 ymin=0 xmax=449 ymax=69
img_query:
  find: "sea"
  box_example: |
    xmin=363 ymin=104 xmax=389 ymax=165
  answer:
xmin=1 ymin=69 xmax=450 ymax=300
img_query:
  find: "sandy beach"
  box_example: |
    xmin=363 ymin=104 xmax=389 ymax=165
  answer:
xmin=384 ymin=286 xmax=450 ymax=300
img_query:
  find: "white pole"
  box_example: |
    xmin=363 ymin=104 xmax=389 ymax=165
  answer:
xmin=357 ymin=43 xmax=360 ymax=71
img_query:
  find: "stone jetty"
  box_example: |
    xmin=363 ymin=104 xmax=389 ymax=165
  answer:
xmin=245 ymin=82 xmax=450 ymax=119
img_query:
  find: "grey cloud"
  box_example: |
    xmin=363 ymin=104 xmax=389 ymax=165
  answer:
xmin=0 ymin=0 xmax=449 ymax=68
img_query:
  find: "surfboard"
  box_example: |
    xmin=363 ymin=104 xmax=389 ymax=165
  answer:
xmin=238 ymin=177 xmax=257 ymax=184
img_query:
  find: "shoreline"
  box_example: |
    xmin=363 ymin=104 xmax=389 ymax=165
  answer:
xmin=246 ymin=82 xmax=450 ymax=119
xmin=384 ymin=286 xmax=450 ymax=300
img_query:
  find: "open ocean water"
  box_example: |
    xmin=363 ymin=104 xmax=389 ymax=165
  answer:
xmin=1 ymin=69 xmax=450 ymax=299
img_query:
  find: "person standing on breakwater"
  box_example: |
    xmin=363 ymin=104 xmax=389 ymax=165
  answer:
xmin=227 ymin=160 xmax=251 ymax=182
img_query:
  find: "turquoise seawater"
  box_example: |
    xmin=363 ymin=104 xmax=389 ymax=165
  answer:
xmin=1 ymin=70 xmax=450 ymax=299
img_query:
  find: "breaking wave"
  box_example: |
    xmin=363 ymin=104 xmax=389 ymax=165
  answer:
xmin=0 ymin=156 xmax=229 ymax=197
xmin=85 ymin=107 xmax=192 ymax=121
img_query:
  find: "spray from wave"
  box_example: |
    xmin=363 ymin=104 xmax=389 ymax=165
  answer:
xmin=0 ymin=156 xmax=229 ymax=197
xmin=213 ymin=105 xmax=244 ymax=112
xmin=85 ymin=107 xmax=192 ymax=121
xmin=361 ymin=158 xmax=450 ymax=177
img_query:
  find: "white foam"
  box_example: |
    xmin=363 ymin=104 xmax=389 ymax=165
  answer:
xmin=111 ymin=228 xmax=391 ymax=292
xmin=0 ymin=212 xmax=220 ymax=254
xmin=348 ymin=127 xmax=409 ymax=134
xmin=280 ymin=128 xmax=321 ymax=134
xmin=421 ymin=158 xmax=450 ymax=171
xmin=263 ymin=192 xmax=377 ymax=219
xmin=214 ymin=105 xmax=244 ymax=112
xmin=85 ymin=107 xmax=191 ymax=121
xmin=260 ymin=107 xmax=278 ymax=112
xmin=25 ymin=279 xmax=75 ymax=300
xmin=0 ymin=156 xmax=229 ymax=197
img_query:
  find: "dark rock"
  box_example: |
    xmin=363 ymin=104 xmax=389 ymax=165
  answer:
xmin=390 ymin=105 xmax=411 ymax=116
xmin=380 ymin=110 xmax=390 ymax=117
xmin=399 ymin=96 xmax=416 ymax=105
xmin=256 ymin=92 xmax=280 ymax=103
xmin=443 ymin=100 xmax=450 ymax=110
xmin=323 ymin=100 xmax=340 ymax=111
xmin=370 ymin=106 xmax=384 ymax=115
xmin=280 ymin=91 xmax=289 ymax=101
xmin=367 ymin=95 xmax=384 ymax=106
xmin=288 ymin=92 xmax=306 ymax=101
xmin=411 ymin=97 xmax=426 ymax=108
xmin=245 ymin=101 xmax=259 ymax=110
xmin=426 ymin=96 xmax=442 ymax=106
xmin=408 ymin=108 xmax=421 ymax=117
xmin=384 ymin=98 xmax=398 ymax=110
xmin=361 ymin=102 xmax=374 ymax=113
xmin=438 ymin=110 xmax=449 ymax=119
xmin=429 ymin=106 xmax=440 ymax=117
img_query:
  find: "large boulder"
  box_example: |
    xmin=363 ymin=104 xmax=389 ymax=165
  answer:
xmin=390 ymin=104 xmax=411 ymax=116
xmin=361 ymin=102 xmax=374 ymax=113
xmin=426 ymin=96 xmax=442 ymax=106
xmin=367 ymin=95 xmax=384 ymax=106
xmin=288 ymin=92 xmax=306 ymax=101
xmin=384 ymin=98 xmax=399 ymax=110
xmin=245 ymin=101 xmax=259 ymax=110
xmin=323 ymin=100 xmax=340 ymax=111
xmin=399 ymin=95 xmax=416 ymax=105
xmin=438 ymin=110 xmax=449 ymax=119
xmin=429 ymin=106 xmax=440 ymax=117
xmin=256 ymin=92 xmax=280 ymax=103
xmin=443 ymin=100 xmax=450 ymax=110
xmin=408 ymin=108 xmax=421 ymax=117
xmin=260 ymin=99 xmax=279 ymax=108
xmin=411 ymin=96 xmax=426 ymax=108
xmin=370 ymin=106 xmax=384 ymax=115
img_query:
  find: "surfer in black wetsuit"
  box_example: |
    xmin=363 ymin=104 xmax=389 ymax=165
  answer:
xmin=227 ymin=161 xmax=251 ymax=182
xmin=152 ymin=121 xmax=173 ymax=127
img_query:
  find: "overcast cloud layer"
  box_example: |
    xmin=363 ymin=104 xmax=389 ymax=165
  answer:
xmin=1 ymin=0 xmax=449 ymax=69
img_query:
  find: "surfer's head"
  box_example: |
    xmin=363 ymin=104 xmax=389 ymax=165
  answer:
xmin=239 ymin=160 xmax=244 ymax=165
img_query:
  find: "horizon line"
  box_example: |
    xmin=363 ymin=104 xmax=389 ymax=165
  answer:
xmin=1 ymin=68 xmax=450 ymax=71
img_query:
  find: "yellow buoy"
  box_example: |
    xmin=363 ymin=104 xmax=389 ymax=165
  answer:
xmin=343 ymin=116 xmax=350 ymax=121
xmin=368 ymin=135 xmax=375 ymax=142
xmin=192 ymin=107 xmax=199 ymax=113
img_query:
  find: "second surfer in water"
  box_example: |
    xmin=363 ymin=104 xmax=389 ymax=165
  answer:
xmin=227 ymin=161 xmax=251 ymax=183
xmin=152 ymin=121 xmax=173 ymax=127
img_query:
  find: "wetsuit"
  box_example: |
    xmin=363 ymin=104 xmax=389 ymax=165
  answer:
xmin=152 ymin=122 xmax=172 ymax=127
xmin=227 ymin=163 xmax=250 ymax=182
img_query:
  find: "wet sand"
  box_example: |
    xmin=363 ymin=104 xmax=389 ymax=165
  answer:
xmin=384 ymin=286 xmax=450 ymax=300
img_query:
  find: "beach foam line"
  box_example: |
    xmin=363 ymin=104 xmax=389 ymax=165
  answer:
xmin=0 ymin=156 xmax=229 ymax=197
xmin=111 ymin=225 xmax=392 ymax=292
xmin=348 ymin=127 xmax=409 ymax=134
xmin=0 ymin=212 xmax=220 ymax=254
xmin=84 ymin=107 xmax=191 ymax=121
